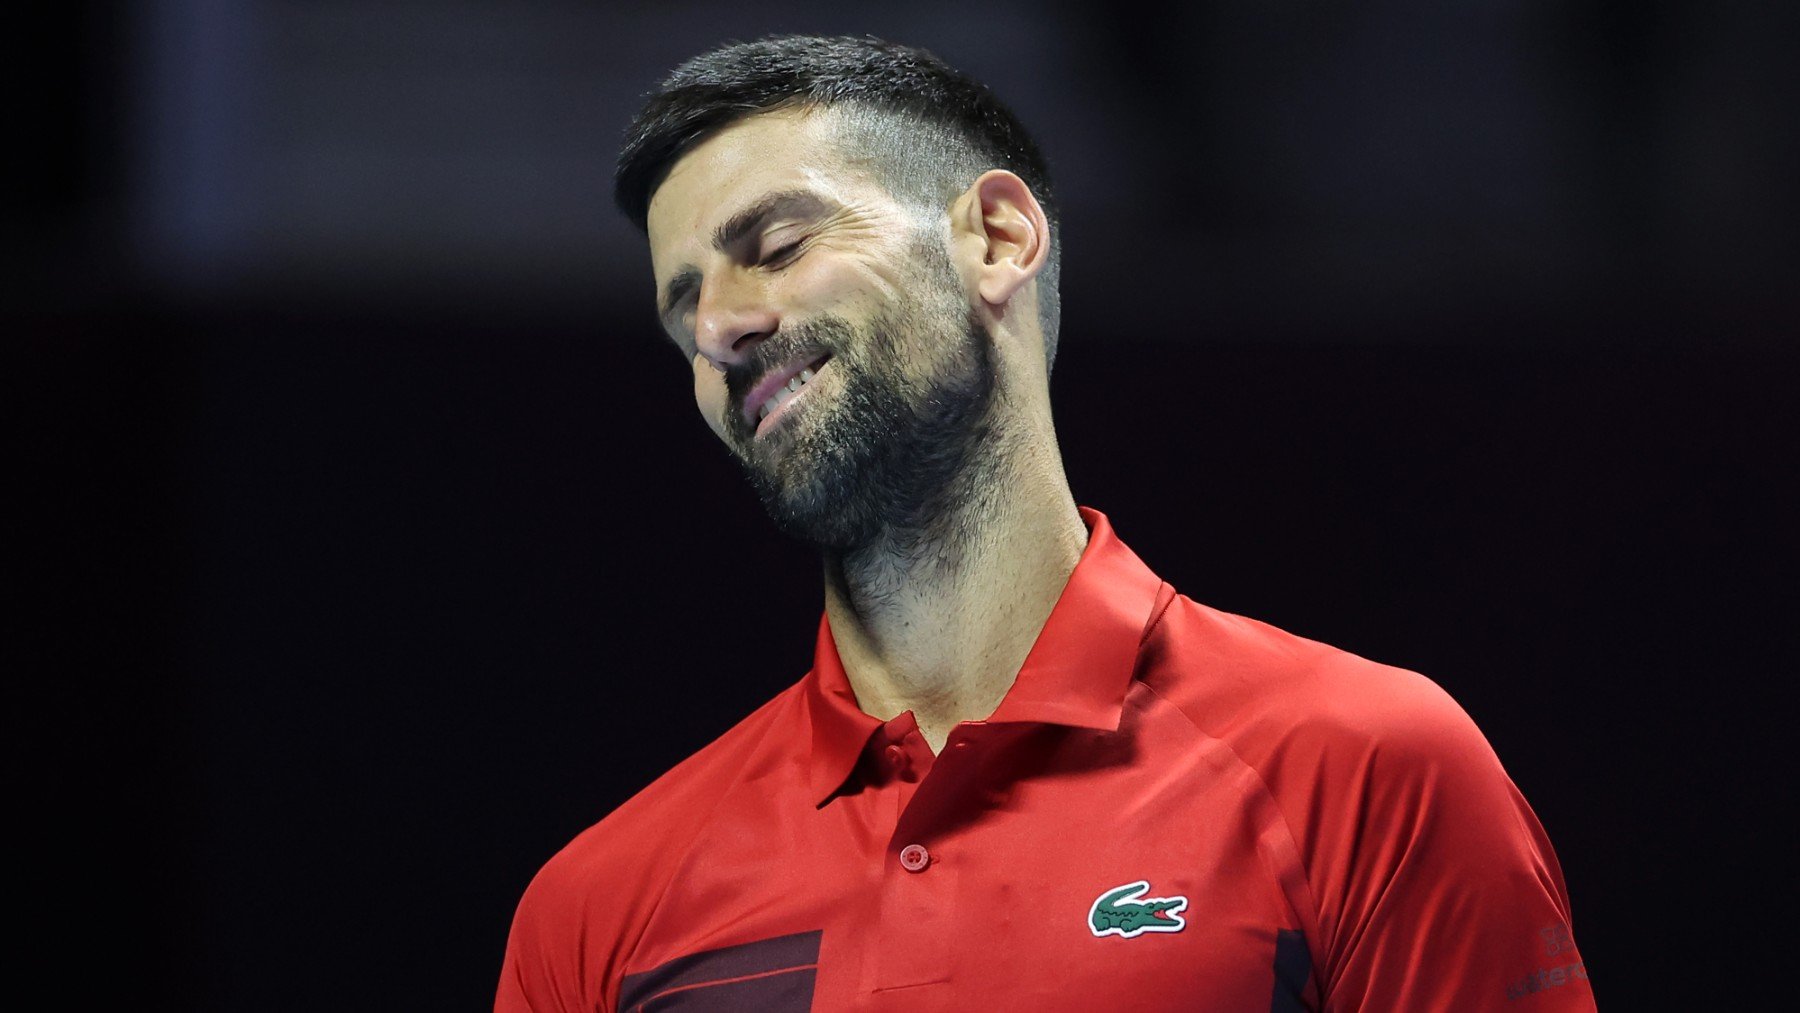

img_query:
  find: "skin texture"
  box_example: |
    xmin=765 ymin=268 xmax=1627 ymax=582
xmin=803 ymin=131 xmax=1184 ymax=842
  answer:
xmin=645 ymin=106 xmax=1088 ymax=752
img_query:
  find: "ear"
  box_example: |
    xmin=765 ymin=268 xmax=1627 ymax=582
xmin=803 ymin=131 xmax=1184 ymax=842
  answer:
xmin=951 ymin=170 xmax=1050 ymax=309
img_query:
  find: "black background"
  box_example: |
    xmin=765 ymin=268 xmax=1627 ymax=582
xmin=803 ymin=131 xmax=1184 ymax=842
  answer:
xmin=16 ymin=2 xmax=1795 ymax=1009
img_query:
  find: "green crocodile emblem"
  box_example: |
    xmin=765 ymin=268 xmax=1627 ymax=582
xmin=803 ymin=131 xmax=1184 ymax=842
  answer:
xmin=1089 ymin=880 xmax=1189 ymax=938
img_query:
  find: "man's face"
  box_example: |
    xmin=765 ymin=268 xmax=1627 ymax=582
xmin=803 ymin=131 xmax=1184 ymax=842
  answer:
xmin=646 ymin=109 xmax=995 ymax=549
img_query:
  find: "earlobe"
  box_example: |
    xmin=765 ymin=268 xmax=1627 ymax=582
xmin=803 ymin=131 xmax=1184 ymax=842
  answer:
xmin=966 ymin=170 xmax=1049 ymax=308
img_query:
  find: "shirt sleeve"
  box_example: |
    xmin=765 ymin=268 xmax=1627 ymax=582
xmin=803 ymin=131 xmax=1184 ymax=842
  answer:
xmin=495 ymin=833 xmax=648 ymax=1013
xmin=1298 ymin=675 xmax=1596 ymax=1011
xmin=495 ymin=857 xmax=596 ymax=1013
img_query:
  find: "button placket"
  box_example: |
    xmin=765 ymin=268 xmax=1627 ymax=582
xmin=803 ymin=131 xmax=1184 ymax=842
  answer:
xmin=868 ymin=833 xmax=957 ymax=992
xmin=864 ymin=723 xmax=965 ymax=992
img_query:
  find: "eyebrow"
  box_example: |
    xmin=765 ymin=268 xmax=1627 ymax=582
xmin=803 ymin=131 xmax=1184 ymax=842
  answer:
xmin=658 ymin=189 xmax=832 ymax=329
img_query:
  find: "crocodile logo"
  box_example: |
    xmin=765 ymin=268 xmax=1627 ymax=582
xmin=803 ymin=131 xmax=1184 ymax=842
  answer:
xmin=1089 ymin=880 xmax=1189 ymax=938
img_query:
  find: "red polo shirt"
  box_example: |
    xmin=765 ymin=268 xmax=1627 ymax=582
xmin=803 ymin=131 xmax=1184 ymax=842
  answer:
xmin=497 ymin=509 xmax=1594 ymax=1011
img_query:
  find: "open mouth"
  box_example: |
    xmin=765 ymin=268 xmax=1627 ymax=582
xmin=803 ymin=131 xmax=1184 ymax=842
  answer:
xmin=747 ymin=353 xmax=832 ymax=435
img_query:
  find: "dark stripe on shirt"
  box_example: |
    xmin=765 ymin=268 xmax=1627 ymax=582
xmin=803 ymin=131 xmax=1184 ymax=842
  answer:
xmin=1271 ymin=928 xmax=1312 ymax=1013
xmin=618 ymin=930 xmax=822 ymax=1012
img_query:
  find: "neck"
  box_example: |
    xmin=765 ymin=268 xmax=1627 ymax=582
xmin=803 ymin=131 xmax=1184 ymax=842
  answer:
xmin=821 ymin=416 xmax=1087 ymax=753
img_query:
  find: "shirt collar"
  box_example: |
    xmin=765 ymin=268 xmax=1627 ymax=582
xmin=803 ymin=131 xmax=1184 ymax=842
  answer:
xmin=803 ymin=507 xmax=1169 ymax=805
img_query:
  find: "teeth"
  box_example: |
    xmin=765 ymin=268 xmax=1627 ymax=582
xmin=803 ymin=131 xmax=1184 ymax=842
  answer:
xmin=756 ymin=365 xmax=819 ymax=424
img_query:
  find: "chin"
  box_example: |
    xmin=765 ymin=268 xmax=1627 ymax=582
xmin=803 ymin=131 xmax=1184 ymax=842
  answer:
xmin=745 ymin=433 xmax=884 ymax=551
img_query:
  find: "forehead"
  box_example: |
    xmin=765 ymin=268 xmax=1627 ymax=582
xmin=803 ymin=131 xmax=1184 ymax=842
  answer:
xmin=645 ymin=109 xmax=876 ymax=270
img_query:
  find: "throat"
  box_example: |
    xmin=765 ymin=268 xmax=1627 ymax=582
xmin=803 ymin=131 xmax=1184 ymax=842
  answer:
xmin=821 ymin=442 xmax=1089 ymax=736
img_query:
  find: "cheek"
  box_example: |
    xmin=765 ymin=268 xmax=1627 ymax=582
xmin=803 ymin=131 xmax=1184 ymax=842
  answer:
xmin=693 ymin=357 xmax=729 ymax=440
xmin=808 ymin=253 xmax=903 ymax=314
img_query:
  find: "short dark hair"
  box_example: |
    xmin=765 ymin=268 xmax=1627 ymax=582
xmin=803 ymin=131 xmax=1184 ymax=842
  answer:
xmin=615 ymin=34 xmax=1062 ymax=358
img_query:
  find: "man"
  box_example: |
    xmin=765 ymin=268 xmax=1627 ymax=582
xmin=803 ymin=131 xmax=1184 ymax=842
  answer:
xmin=497 ymin=35 xmax=1594 ymax=1011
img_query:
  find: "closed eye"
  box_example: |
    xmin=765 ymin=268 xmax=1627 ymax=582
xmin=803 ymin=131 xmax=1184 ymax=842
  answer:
xmin=763 ymin=239 xmax=805 ymax=267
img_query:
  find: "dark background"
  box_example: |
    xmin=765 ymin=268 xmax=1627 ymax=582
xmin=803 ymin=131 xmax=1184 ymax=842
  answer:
xmin=17 ymin=1 xmax=1795 ymax=1009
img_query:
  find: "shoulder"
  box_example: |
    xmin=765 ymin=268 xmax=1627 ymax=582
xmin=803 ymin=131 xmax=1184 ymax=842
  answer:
xmin=1142 ymin=594 xmax=1489 ymax=773
xmin=1139 ymin=596 xmax=1589 ymax=1007
xmin=525 ymin=679 xmax=804 ymax=905
xmin=1138 ymin=594 xmax=1545 ymax=881
xmin=497 ymin=679 xmax=809 ymax=1011
xmin=1139 ymin=596 xmax=1586 ymax=1000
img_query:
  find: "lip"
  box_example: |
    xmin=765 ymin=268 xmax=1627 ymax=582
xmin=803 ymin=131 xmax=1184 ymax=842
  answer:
xmin=742 ymin=351 xmax=831 ymax=434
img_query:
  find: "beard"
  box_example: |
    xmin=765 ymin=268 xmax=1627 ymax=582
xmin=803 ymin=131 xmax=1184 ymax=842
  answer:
xmin=718 ymin=243 xmax=997 ymax=553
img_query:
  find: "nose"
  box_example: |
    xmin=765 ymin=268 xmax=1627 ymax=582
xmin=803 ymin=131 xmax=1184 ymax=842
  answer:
xmin=692 ymin=271 xmax=779 ymax=370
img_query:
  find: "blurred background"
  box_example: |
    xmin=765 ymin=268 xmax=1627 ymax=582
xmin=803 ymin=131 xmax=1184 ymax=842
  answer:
xmin=16 ymin=1 xmax=1794 ymax=1008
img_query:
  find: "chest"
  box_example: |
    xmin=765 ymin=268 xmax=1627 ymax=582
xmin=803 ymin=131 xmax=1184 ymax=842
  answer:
xmin=621 ymin=720 xmax=1313 ymax=1011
